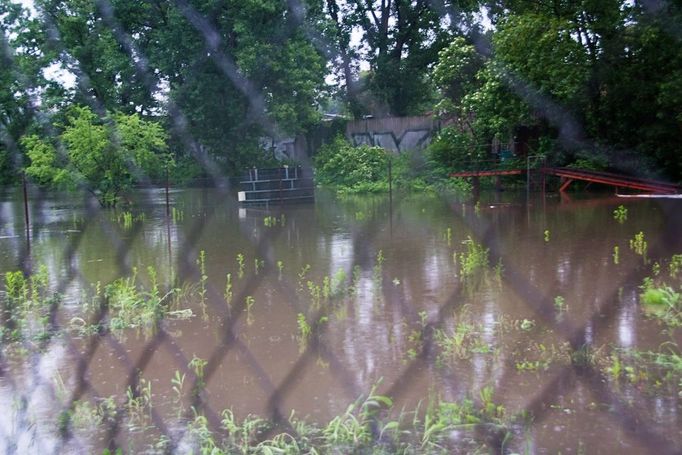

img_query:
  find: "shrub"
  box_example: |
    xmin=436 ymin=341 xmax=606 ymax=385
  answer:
xmin=314 ymin=136 xmax=389 ymax=192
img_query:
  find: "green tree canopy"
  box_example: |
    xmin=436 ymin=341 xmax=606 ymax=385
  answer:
xmin=23 ymin=106 xmax=168 ymax=206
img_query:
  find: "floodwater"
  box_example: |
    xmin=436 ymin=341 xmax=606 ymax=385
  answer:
xmin=0 ymin=186 xmax=680 ymax=453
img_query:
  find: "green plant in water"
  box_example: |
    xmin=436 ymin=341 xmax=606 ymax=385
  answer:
xmin=254 ymin=258 xmax=264 ymax=275
xmin=571 ymin=344 xmax=596 ymax=368
xmin=543 ymin=229 xmax=550 ymax=242
xmin=519 ymin=319 xmax=535 ymax=331
xmin=349 ymin=265 xmax=361 ymax=296
xmin=120 ymin=211 xmax=133 ymax=229
xmin=245 ymin=295 xmax=256 ymax=325
xmin=640 ymin=281 xmax=681 ymax=326
xmin=171 ymin=206 xmax=184 ymax=222
xmin=373 ymin=250 xmax=385 ymax=285
xmin=607 ymin=354 xmax=622 ymax=380
xmin=276 ymin=260 xmax=284 ymax=277
xmin=307 ymin=281 xmax=321 ymax=307
xmin=613 ymin=246 xmax=620 ymax=265
xmin=189 ymin=355 xmax=208 ymax=394
xmin=189 ymin=355 xmax=207 ymax=380
xmin=669 ymin=254 xmax=682 ymax=279
xmin=263 ymin=215 xmax=279 ymax=227
xmin=196 ymin=250 xmax=207 ymax=308
xmin=126 ymin=377 xmax=153 ymax=425
xmin=629 ymin=231 xmax=648 ymax=262
xmin=652 ymin=262 xmax=661 ymax=276
xmin=297 ymin=313 xmax=311 ymax=352
xmin=171 ymin=370 xmax=186 ymax=415
xmin=105 ymin=266 xmax=179 ymax=333
xmin=459 ymin=236 xmax=489 ymax=279
xmin=297 ymin=264 xmax=310 ymax=292
xmin=224 ymin=273 xmax=232 ymax=308
xmin=236 ymin=253 xmax=245 ymax=279
xmin=613 ymin=205 xmax=628 ymax=223
xmin=554 ymin=296 xmax=566 ymax=312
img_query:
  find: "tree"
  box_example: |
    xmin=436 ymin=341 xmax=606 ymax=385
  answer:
xmin=107 ymin=0 xmax=327 ymax=171
xmin=0 ymin=1 xmax=57 ymax=184
xmin=322 ymin=0 xmax=480 ymax=117
xmin=431 ymin=1 xmax=682 ymax=180
xmin=23 ymin=106 xmax=168 ymax=206
xmin=36 ymin=0 xmax=157 ymax=114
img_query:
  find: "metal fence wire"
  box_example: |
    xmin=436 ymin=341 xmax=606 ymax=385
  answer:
xmin=0 ymin=1 xmax=681 ymax=454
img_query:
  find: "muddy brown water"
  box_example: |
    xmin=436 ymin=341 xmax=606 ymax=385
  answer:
xmin=0 ymin=187 xmax=680 ymax=453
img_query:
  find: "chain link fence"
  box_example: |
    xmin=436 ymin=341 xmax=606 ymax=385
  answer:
xmin=0 ymin=1 xmax=681 ymax=454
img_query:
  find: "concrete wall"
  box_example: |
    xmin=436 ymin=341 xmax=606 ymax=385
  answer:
xmin=262 ymin=115 xmax=443 ymax=161
xmin=345 ymin=115 xmax=441 ymax=153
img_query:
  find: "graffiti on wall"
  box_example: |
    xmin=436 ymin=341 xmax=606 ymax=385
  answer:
xmin=350 ymin=129 xmax=432 ymax=152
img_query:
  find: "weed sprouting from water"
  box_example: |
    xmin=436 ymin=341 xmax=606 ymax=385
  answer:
xmin=1 ymin=266 xmax=56 ymax=343
xmin=236 ymin=253 xmax=245 ymax=279
xmin=196 ymin=250 xmax=207 ymax=310
xmin=554 ymin=296 xmax=567 ymax=312
xmin=640 ymin=278 xmax=681 ymax=327
xmin=349 ymin=265 xmax=362 ymax=296
xmin=171 ymin=206 xmax=184 ymax=222
xmin=373 ymin=250 xmax=385 ymax=286
xmin=245 ymin=296 xmax=255 ymax=325
xmin=224 ymin=273 xmax=233 ymax=308
xmin=629 ymin=231 xmax=648 ymax=263
xmin=613 ymin=205 xmax=628 ymax=224
xmin=263 ymin=215 xmax=276 ymax=227
xmin=298 ymin=264 xmax=310 ymax=292
xmin=296 ymin=313 xmax=311 ymax=352
xmin=189 ymin=355 xmax=208 ymax=394
xmin=105 ymin=266 xmax=183 ymax=333
xmin=543 ymin=229 xmax=550 ymax=243
xmin=171 ymin=370 xmax=186 ymax=416
xmin=126 ymin=376 xmax=153 ymax=425
xmin=613 ymin=246 xmax=620 ymax=264
xmin=254 ymin=258 xmax=264 ymax=275
xmin=459 ymin=236 xmax=489 ymax=280
xmin=669 ymin=254 xmax=682 ymax=279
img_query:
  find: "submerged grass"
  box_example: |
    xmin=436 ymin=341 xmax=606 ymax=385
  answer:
xmin=164 ymin=383 xmax=521 ymax=454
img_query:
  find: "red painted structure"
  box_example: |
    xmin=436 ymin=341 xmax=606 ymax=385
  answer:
xmin=450 ymin=167 xmax=680 ymax=194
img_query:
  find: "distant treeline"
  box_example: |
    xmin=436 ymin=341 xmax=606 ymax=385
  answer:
xmin=1 ymin=0 xmax=680 ymax=200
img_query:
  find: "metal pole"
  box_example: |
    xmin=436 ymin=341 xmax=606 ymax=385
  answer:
xmin=388 ymin=156 xmax=393 ymax=198
xmin=22 ymin=173 xmax=30 ymax=245
xmin=388 ymin=155 xmax=393 ymax=237
xmin=165 ymin=165 xmax=170 ymax=218
xmin=526 ymin=154 xmax=530 ymax=201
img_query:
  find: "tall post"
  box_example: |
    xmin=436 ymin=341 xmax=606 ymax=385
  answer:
xmin=387 ymin=155 xmax=393 ymax=199
xmin=165 ymin=164 xmax=170 ymax=218
xmin=388 ymin=155 xmax=393 ymax=236
xmin=22 ymin=173 xmax=30 ymax=246
xmin=525 ymin=156 xmax=531 ymax=226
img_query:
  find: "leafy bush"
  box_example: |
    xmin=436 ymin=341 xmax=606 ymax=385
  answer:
xmin=314 ymin=136 xmax=472 ymax=195
xmin=427 ymin=126 xmax=485 ymax=172
xmin=314 ymin=136 xmax=389 ymax=193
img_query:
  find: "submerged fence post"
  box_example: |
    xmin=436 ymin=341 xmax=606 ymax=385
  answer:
xmin=387 ymin=155 xmax=393 ymax=199
xmin=165 ymin=164 xmax=170 ymax=218
xmin=22 ymin=173 xmax=30 ymax=246
xmin=388 ymin=155 xmax=393 ymax=236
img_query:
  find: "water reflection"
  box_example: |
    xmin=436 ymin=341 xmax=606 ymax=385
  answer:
xmin=0 ymin=188 xmax=680 ymax=453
